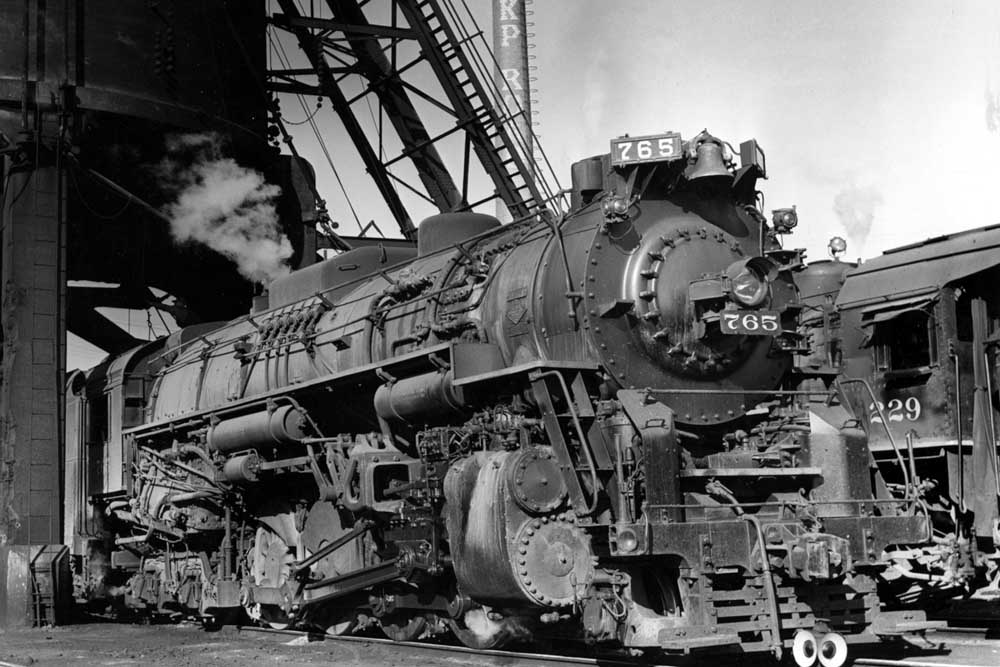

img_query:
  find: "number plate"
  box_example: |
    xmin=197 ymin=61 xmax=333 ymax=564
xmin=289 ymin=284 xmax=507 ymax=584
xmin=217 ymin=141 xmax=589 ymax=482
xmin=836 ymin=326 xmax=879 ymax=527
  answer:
xmin=610 ymin=132 xmax=683 ymax=166
xmin=720 ymin=310 xmax=781 ymax=335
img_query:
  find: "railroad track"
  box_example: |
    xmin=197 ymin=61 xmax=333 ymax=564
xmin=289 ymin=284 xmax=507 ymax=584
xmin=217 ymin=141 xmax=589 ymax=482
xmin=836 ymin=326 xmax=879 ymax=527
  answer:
xmin=235 ymin=625 xmax=653 ymax=666
xmin=856 ymin=660 xmax=998 ymax=667
xmin=236 ymin=623 xmax=1000 ymax=667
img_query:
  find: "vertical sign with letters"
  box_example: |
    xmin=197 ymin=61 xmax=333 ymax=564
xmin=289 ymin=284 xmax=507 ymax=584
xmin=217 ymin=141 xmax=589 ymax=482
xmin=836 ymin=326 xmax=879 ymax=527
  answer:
xmin=493 ymin=0 xmax=532 ymax=220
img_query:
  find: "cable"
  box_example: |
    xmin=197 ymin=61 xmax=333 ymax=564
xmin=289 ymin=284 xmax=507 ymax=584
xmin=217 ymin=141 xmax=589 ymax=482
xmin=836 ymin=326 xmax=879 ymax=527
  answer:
xmin=363 ymin=95 xmax=384 ymax=160
xmin=67 ymin=162 xmax=132 ymax=219
xmin=270 ymin=31 xmax=364 ymax=232
xmin=224 ymin=3 xmax=351 ymax=250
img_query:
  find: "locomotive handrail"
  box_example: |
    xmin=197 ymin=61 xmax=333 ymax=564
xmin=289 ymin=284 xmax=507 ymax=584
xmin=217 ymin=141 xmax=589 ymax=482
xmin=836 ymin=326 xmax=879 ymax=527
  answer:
xmin=646 ymin=387 xmax=838 ymax=396
xmin=149 ymin=221 xmax=554 ymax=378
xmin=834 ymin=377 xmax=914 ymax=500
xmin=151 ymin=201 xmax=606 ymax=379
xmin=985 ymin=348 xmax=1000 ymax=496
xmin=742 ymin=513 xmax=784 ymax=660
xmin=642 ymin=497 xmax=919 ymax=512
xmin=530 ymin=369 xmax=600 ymax=516
xmin=950 ymin=350 xmax=967 ymax=512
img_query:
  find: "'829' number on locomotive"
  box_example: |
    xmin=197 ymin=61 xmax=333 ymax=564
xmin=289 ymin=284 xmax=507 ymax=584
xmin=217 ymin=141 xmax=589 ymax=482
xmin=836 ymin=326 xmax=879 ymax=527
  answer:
xmin=868 ymin=397 xmax=922 ymax=424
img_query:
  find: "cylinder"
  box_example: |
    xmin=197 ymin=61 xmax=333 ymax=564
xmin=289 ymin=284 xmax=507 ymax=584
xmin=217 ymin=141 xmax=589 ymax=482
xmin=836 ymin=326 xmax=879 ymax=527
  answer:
xmin=222 ymin=453 xmax=261 ymax=483
xmin=207 ymin=406 xmax=308 ymax=453
xmin=443 ymin=451 xmax=524 ymax=603
xmin=374 ymin=372 xmax=464 ymax=425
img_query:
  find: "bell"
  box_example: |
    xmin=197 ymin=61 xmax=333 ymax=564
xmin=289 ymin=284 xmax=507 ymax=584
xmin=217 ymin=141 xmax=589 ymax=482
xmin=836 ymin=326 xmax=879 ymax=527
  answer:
xmin=685 ymin=135 xmax=732 ymax=183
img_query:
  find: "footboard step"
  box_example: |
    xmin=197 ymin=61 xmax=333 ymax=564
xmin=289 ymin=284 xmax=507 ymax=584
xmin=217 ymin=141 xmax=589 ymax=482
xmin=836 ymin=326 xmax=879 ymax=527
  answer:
xmin=870 ymin=610 xmax=948 ymax=635
xmin=658 ymin=630 xmax=741 ymax=652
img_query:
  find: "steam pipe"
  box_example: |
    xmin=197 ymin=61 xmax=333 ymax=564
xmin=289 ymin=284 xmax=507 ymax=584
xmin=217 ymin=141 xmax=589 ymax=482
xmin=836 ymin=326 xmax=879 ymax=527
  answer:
xmin=168 ymin=489 xmax=216 ymax=504
xmin=222 ymin=506 xmax=233 ymax=579
xmin=140 ymin=446 xmax=219 ymax=486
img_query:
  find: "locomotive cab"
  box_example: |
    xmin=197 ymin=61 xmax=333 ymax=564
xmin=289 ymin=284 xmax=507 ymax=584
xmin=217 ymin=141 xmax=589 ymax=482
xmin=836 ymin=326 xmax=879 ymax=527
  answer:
xmin=834 ymin=226 xmax=1000 ymax=591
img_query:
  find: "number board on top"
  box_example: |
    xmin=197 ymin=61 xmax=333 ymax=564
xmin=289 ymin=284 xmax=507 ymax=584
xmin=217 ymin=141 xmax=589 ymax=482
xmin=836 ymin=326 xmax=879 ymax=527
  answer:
xmin=610 ymin=132 xmax=683 ymax=167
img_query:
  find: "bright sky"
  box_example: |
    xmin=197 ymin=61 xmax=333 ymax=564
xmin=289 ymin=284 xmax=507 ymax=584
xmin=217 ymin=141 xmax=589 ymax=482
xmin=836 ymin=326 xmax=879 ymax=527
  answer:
xmin=527 ymin=0 xmax=1000 ymax=261
xmin=286 ymin=0 xmax=1000 ymax=263
xmin=69 ymin=1 xmax=1000 ymax=370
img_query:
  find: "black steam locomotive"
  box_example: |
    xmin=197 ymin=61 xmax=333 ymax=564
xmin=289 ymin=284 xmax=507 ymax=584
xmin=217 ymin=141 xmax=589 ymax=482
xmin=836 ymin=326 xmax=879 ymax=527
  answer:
xmin=797 ymin=227 xmax=1000 ymax=606
xmin=65 ymin=131 xmax=935 ymax=665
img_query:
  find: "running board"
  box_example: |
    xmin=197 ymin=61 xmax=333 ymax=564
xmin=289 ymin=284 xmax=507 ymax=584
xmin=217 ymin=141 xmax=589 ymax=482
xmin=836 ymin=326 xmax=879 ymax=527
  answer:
xmin=658 ymin=627 xmax=741 ymax=653
xmin=870 ymin=610 xmax=947 ymax=636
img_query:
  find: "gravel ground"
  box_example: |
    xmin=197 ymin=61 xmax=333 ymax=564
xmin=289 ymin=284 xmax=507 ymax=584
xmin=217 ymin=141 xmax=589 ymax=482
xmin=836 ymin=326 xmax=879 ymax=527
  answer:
xmin=2 ymin=621 xmax=999 ymax=667
xmin=0 ymin=623 xmax=435 ymax=667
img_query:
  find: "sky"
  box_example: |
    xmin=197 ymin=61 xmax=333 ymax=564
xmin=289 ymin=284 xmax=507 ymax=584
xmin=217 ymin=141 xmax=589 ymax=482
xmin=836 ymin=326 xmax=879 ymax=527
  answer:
xmin=68 ymin=0 xmax=1000 ymax=370
xmin=281 ymin=0 xmax=1000 ymax=263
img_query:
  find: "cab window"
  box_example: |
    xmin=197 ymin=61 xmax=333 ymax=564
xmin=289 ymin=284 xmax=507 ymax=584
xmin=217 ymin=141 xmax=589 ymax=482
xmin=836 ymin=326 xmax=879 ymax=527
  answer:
xmin=874 ymin=310 xmax=937 ymax=371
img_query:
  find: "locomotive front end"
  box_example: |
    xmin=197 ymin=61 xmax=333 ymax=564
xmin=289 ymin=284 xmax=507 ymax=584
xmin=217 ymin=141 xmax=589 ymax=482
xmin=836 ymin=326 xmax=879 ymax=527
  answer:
xmin=533 ymin=130 xmax=939 ymax=661
xmin=582 ymin=133 xmax=799 ymax=429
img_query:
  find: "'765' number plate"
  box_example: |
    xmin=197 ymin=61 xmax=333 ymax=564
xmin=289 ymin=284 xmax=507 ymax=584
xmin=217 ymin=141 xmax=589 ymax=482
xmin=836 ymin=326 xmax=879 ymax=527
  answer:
xmin=720 ymin=311 xmax=781 ymax=335
xmin=610 ymin=132 xmax=682 ymax=166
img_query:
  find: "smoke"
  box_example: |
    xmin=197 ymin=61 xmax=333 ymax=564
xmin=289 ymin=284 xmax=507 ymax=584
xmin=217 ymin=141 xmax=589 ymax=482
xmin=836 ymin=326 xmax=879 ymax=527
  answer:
xmin=159 ymin=133 xmax=292 ymax=283
xmin=832 ymin=184 xmax=882 ymax=250
xmin=987 ymin=86 xmax=1000 ymax=134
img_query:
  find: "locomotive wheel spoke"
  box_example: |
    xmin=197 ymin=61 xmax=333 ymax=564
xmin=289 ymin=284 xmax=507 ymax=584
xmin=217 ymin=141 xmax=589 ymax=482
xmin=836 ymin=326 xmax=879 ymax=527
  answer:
xmin=447 ymin=608 xmax=510 ymax=650
xmin=380 ymin=612 xmax=427 ymax=642
xmin=321 ymin=608 xmax=360 ymax=636
xmin=245 ymin=526 xmax=294 ymax=629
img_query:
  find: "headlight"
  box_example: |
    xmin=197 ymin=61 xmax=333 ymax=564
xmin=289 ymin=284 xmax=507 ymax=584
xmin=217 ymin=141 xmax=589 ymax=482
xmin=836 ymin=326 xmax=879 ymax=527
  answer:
xmin=730 ymin=266 xmax=768 ymax=306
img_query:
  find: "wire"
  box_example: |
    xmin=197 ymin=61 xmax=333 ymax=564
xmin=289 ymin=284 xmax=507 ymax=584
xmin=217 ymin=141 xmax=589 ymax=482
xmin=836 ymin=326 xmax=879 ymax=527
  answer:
xmin=66 ymin=161 xmax=132 ymax=219
xmin=363 ymin=95 xmax=384 ymax=160
xmin=278 ymin=103 xmax=323 ymax=126
xmin=269 ymin=31 xmax=364 ymax=232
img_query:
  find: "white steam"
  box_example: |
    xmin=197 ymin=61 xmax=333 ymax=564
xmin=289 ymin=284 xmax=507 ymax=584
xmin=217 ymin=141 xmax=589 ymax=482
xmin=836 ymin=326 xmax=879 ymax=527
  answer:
xmin=832 ymin=184 xmax=882 ymax=250
xmin=159 ymin=133 xmax=292 ymax=283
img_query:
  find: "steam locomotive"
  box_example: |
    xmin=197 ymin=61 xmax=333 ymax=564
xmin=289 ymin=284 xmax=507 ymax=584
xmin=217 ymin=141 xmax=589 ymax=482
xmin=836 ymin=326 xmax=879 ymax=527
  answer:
xmin=65 ymin=131 xmax=936 ymax=665
xmin=797 ymin=228 xmax=1000 ymax=605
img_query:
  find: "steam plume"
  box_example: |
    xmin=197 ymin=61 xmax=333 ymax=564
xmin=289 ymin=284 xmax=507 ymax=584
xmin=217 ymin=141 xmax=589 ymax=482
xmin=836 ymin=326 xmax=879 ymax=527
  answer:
xmin=832 ymin=184 xmax=882 ymax=250
xmin=159 ymin=133 xmax=292 ymax=283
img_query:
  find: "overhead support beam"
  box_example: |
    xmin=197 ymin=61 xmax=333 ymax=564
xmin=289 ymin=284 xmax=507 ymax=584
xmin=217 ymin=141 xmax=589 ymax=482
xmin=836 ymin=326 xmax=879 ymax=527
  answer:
xmin=274 ymin=0 xmax=417 ymax=239
xmin=66 ymin=301 xmax=142 ymax=354
xmin=267 ymin=0 xmax=565 ymax=241
xmin=269 ymin=13 xmax=416 ymax=40
xmin=267 ymin=81 xmax=324 ymax=96
xmin=394 ymin=0 xmax=546 ymax=220
xmin=267 ymin=67 xmax=358 ymax=77
xmin=326 ymin=0 xmax=464 ymax=214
